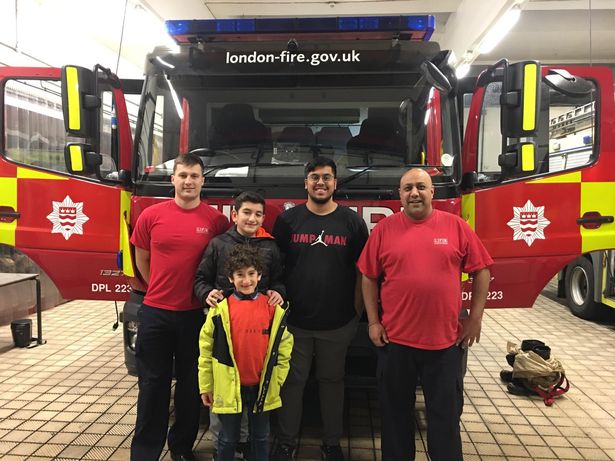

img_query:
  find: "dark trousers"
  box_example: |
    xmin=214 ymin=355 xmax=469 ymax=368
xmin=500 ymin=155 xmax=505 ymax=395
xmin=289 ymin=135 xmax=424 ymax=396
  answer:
xmin=276 ymin=316 xmax=358 ymax=446
xmin=130 ymin=304 xmax=204 ymax=461
xmin=377 ymin=342 xmax=464 ymax=461
xmin=218 ymin=386 xmax=270 ymax=461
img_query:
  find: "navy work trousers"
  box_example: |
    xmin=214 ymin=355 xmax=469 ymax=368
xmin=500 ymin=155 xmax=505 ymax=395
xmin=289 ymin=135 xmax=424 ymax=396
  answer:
xmin=377 ymin=342 xmax=464 ymax=461
xmin=130 ymin=304 xmax=205 ymax=461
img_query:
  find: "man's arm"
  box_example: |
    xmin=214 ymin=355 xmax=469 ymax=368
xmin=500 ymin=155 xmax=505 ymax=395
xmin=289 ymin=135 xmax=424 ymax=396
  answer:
xmin=362 ymin=275 xmax=388 ymax=347
xmin=134 ymin=247 xmax=151 ymax=285
xmin=457 ymin=267 xmax=490 ymax=348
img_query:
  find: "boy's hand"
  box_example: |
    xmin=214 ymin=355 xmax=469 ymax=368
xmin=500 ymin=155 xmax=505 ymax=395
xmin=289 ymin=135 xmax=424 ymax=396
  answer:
xmin=201 ymin=392 xmax=213 ymax=407
xmin=267 ymin=290 xmax=283 ymax=306
xmin=206 ymin=289 xmax=224 ymax=307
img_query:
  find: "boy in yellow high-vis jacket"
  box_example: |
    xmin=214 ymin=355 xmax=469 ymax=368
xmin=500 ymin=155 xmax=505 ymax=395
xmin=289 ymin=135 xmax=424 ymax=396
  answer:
xmin=198 ymin=245 xmax=293 ymax=461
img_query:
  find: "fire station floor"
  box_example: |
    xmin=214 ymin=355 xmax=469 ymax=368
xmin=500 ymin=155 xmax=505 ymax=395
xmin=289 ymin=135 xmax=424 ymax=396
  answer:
xmin=1 ymin=285 xmax=615 ymax=461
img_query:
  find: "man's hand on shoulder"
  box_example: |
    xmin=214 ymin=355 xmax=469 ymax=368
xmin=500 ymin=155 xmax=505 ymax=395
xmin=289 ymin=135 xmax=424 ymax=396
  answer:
xmin=368 ymin=322 xmax=389 ymax=347
xmin=206 ymin=289 xmax=224 ymax=307
xmin=266 ymin=290 xmax=283 ymax=306
xmin=457 ymin=315 xmax=482 ymax=348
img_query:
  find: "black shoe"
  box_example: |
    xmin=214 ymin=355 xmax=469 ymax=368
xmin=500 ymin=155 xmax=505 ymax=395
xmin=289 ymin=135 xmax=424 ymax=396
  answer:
xmin=500 ymin=369 xmax=513 ymax=382
xmin=271 ymin=443 xmax=295 ymax=461
xmin=170 ymin=451 xmax=197 ymax=461
xmin=507 ymin=382 xmax=534 ymax=396
xmin=321 ymin=444 xmax=345 ymax=461
xmin=236 ymin=441 xmax=250 ymax=460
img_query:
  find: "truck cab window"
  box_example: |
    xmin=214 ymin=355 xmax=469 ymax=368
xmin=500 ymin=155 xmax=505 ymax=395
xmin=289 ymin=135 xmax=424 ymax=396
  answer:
xmin=476 ymin=76 xmax=597 ymax=182
xmin=4 ymin=79 xmax=69 ymax=173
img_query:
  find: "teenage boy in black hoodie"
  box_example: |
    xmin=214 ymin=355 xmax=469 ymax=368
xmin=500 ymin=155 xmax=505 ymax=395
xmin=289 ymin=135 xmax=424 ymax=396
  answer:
xmin=194 ymin=191 xmax=285 ymax=458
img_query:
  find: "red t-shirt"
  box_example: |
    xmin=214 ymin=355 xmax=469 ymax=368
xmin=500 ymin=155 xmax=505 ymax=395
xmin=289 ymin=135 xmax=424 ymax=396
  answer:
xmin=131 ymin=200 xmax=228 ymax=310
xmin=228 ymin=295 xmax=275 ymax=386
xmin=357 ymin=209 xmax=493 ymax=350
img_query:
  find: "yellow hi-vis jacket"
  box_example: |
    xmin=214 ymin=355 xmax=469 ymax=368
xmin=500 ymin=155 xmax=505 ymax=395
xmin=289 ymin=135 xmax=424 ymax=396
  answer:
xmin=198 ymin=297 xmax=293 ymax=414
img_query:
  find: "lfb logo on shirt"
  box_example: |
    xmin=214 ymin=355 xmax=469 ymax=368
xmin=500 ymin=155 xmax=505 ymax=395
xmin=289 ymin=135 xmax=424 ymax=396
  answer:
xmin=433 ymin=238 xmax=448 ymax=245
xmin=196 ymin=227 xmax=209 ymax=234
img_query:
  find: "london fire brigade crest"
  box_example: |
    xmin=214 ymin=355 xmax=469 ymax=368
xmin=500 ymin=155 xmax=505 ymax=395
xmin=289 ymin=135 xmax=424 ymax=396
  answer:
xmin=46 ymin=196 xmax=90 ymax=240
xmin=507 ymin=200 xmax=550 ymax=247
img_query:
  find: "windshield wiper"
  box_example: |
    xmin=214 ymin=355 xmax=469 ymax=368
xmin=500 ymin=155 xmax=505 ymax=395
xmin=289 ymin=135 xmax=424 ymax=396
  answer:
xmin=338 ymin=164 xmax=413 ymax=187
xmin=203 ymin=162 xmax=306 ymax=177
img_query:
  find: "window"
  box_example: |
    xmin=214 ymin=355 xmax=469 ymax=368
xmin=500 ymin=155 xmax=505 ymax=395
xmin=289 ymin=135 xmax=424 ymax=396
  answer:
xmin=475 ymin=76 xmax=597 ymax=182
xmin=4 ymin=79 xmax=69 ymax=173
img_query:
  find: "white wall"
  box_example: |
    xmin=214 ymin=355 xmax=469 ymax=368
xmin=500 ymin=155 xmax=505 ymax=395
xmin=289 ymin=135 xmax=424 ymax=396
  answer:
xmin=0 ymin=0 xmax=175 ymax=78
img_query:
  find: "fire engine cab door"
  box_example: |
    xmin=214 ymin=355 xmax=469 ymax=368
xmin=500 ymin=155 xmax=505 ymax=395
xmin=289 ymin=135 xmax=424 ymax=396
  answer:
xmin=0 ymin=68 xmax=136 ymax=300
xmin=460 ymin=63 xmax=609 ymax=308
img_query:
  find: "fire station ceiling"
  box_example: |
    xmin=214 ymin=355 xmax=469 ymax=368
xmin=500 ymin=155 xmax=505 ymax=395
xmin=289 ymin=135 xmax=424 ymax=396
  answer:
xmin=139 ymin=0 xmax=615 ymax=66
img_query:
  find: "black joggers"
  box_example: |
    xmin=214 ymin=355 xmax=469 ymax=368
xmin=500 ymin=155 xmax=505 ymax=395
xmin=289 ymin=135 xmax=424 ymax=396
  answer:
xmin=377 ymin=342 xmax=464 ymax=461
xmin=130 ymin=304 xmax=205 ymax=461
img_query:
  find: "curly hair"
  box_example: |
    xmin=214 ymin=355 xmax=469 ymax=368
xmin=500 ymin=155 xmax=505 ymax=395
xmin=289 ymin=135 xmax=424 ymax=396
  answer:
xmin=224 ymin=245 xmax=264 ymax=277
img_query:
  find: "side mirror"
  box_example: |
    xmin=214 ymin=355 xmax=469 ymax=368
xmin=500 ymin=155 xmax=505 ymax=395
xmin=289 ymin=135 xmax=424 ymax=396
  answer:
xmin=498 ymin=141 xmax=536 ymax=174
xmin=64 ymin=143 xmax=103 ymax=175
xmin=501 ymin=61 xmax=541 ymax=138
xmin=61 ymin=65 xmax=100 ymax=138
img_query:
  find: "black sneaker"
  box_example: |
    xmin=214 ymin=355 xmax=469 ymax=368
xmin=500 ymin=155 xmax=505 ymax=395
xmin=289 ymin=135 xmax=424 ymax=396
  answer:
xmin=236 ymin=441 xmax=250 ymax=460
xmin=321 ymin=444 xmax=345 ymax=461
xmin=271 ymin=443 xmax=295 ymax=461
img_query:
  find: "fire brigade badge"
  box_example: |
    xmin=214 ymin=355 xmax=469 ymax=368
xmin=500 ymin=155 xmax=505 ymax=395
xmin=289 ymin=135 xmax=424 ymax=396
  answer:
xmin=507 ymin=200 xmax=550 ymax=247
xmin=46 ymin=195 xmax=90 ymax=240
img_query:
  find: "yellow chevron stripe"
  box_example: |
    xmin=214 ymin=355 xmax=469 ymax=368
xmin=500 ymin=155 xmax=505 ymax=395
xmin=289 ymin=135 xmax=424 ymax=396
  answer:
xmin=17 ymin=167 xmax=67 ymax=180
xmin=580 ymin=182 xmax=615 ymax=253
xmin=0 ymin=178 xmax=17 ymax=246
xmin=119 ymin=191 xmax=135 ymax=277
xmin=529 ymin=171 xmax=581 ymax=184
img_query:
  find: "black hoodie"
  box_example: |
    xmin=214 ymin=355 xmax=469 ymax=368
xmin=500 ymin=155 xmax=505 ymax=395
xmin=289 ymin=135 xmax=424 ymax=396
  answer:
xmin=194 ymin=225 xmax=285 ymax=307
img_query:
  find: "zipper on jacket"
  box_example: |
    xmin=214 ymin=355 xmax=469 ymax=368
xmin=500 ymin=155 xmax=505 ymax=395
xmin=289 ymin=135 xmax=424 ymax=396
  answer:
xmin=255 ymin=303 xmax=290 ymax=413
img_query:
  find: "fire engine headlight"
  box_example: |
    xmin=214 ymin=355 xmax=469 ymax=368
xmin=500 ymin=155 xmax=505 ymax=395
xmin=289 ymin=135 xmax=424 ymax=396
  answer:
xmin=126 ymin=320 xmax=138 ymax=351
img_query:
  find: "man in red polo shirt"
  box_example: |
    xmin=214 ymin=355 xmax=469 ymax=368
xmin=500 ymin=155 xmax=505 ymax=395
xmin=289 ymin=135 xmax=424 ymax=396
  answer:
xmin=130 ymin=153 xmax=229 ymax=461
xmin=358 ymin=168 xmax=492 ymax=461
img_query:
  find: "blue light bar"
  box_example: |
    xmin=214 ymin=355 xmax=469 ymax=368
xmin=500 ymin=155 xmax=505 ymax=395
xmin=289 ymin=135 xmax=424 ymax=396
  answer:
xmin=166 ymin=15 xmax=435 ymax=43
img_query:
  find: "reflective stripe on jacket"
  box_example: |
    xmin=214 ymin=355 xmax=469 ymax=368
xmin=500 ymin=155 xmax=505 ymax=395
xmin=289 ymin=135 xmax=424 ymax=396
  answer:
xmin=198 ymin=298 xmax=293 ymax=414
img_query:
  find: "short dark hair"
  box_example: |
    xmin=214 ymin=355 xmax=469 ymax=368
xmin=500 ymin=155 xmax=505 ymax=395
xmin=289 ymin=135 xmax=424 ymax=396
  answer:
xmin=305 ymin=156 xmax=337 ymax=178
xmin=225 ymin=245 xmax=264 ymax=277
xmin=173 ymin=153 xmax=204 ymax=174
xmin=234 ymin=191 xmax=266 ymax=212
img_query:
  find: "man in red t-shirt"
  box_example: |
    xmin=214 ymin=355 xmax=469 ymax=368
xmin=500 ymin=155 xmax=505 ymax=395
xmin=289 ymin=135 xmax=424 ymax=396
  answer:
xmin=357 ymin=168 xmax=492 ymax=461
xmin=130 ymin=153 xmax=229 ymax=461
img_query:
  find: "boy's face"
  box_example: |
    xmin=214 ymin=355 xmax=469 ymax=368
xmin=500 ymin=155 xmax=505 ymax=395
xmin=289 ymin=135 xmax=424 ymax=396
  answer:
xmin=232 ymin=202 xmax=265 ymax=237
xmin=229 ymin=266 xmax=262 ymax=296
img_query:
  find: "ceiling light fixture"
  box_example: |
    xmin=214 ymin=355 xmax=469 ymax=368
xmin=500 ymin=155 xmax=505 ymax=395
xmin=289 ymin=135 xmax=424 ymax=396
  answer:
xmin=479 ymin=5 xmax=521 ymax=54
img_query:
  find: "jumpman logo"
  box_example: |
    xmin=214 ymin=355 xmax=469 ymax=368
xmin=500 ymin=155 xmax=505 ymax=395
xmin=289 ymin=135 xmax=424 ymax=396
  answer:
xmin=311 ymin=230 xmax=328 ymax=246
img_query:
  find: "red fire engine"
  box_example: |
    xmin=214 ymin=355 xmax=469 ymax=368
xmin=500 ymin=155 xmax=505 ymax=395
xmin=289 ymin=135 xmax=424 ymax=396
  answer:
xmin=1 ymin=16 xmax=613 ymax=375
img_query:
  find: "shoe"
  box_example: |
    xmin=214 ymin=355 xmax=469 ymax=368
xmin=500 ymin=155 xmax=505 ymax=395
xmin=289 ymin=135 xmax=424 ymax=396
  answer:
xmin=271 ymin=443 xmax=295 ymax=461
xmin=170 ymin=451 xmax=197 ymax=461
xmin=321 ymin=444 xmax=345 ymax=461
xmin=236 ymin=441 xmax=250 ymax=460
xmin=507 ymin=382 xmax=533 ymax=396
xmin=500 ymin=369 xmax=513 ymax=382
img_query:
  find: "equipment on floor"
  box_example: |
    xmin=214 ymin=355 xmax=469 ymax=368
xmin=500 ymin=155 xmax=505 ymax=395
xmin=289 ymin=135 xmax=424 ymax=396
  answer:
xmin=500 ymin=339 xmax=570 ymax=406
xmin=10 ymin=318 xmax=32 ymax=348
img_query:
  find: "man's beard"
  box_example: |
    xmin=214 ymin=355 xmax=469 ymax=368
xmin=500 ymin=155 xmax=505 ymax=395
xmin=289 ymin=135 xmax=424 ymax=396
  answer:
xmin=308 ymin=192 xmax=332 ymax=205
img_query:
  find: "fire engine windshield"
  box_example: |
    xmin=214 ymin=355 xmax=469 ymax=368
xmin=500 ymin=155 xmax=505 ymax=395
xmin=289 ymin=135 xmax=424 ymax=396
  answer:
xmin=134 ymin=40 xmax=460 ymax=191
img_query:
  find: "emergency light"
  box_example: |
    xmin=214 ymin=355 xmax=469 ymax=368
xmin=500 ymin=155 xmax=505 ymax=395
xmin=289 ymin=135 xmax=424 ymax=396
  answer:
xmin=166 ymin=15 xmax=435 ymax=44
